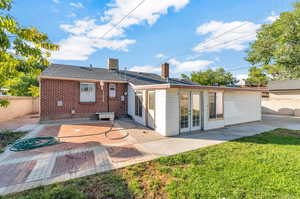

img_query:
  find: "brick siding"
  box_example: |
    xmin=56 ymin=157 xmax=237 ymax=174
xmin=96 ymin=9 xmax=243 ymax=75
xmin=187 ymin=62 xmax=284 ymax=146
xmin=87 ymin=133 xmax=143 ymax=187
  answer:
xmin=40 ymin=79 xmax=127 ymax=121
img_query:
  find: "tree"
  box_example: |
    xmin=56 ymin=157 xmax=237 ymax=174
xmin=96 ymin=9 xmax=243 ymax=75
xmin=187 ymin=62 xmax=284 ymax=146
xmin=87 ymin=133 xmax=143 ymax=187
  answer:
xmin=3 ymin=70 xmax=40 ymax=96
xmin=182 ymin=67 xmax=238 ymax=86
xmin=0 ymin=0 xmax=58 ymax=106
xmin=245 ymin=66 xmax=268 ymax=87
xmin=246 ymin=2 xmax=300 ymax=80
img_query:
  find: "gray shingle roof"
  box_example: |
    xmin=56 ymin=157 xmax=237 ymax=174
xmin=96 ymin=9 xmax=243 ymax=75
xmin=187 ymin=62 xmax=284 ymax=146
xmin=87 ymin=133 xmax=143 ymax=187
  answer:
xmin=40 ymin=64 xmax=198 ymax=86
xmin=268 ymin=79 xmax=300 ymax=91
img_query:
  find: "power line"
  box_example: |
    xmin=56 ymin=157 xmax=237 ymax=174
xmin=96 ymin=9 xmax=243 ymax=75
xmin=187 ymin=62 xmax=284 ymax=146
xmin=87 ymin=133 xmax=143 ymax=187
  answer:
xmin=97 ymin=0 xmax=147 ymax=40
xmin=198 ymin=22 xmax=252 ymax=48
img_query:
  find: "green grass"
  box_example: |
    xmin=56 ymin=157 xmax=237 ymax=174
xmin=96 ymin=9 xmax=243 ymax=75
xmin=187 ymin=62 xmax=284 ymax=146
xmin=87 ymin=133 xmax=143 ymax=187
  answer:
xmin=5 ymin=128 xmax=300 ymax=199
xmin=0 ymin=130 xmax=27 ymax=152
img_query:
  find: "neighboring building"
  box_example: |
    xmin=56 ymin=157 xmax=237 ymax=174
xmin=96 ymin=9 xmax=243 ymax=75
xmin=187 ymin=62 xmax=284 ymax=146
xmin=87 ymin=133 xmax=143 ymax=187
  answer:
xmin=262 ymin=79 xmax=300 ymax=116
xmin=40 ymin=59 xmax=262 ymax=136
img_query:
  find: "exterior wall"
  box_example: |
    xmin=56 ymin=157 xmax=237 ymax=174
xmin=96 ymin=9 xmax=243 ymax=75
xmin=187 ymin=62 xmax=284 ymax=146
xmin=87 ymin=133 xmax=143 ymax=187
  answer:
xmin=127 ymin=84 xmax=146 ymax=125
xmin=129 ymin=87 xmax=262 ymax=136
xmin=155 ymin=89 xmax=167 ymax=135
xmin=40 ymin=79 xmax=127 ymax=121
xmin=0 ymin=96 xmax=39 ymax=122
xmin=203 ymin=90 xmax=225 ymax=130
xmin=165 ymin=89 xmax=180 ymax=136
xmin=262 ymin=91 xmax=300 ymax=116
xmin=224 ymin=91 xmax=261 ymax=126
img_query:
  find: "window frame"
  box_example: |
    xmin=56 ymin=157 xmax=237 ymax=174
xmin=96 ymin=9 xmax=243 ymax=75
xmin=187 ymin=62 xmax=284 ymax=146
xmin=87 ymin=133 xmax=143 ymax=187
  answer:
xmin=135 ymin=91 xmax=143 ymax=117
xmin=79 ymin=82 xmax=96 ymax=103
xmin=109 ymin=83 xmax=116 ymax=98
xmin=208 ymin=91 xmax=224 ymax=120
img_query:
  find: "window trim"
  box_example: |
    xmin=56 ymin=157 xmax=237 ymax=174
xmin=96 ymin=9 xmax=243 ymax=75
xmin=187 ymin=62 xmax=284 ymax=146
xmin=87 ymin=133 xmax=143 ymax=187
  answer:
xmin=79 ymin=82 xmax=96 ymax=103
xmin=208 ymin=91 xmax=224 ymax=120
xmin=135 ymin=91 xmax=143 ymax=117
xmin=109 ymin=83 xmax=116 ymax=98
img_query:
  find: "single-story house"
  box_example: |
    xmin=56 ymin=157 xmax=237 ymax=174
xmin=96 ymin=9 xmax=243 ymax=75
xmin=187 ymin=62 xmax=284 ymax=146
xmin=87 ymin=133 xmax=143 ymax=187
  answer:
xmin=40 ymin=59 xmax=262 ymax=136
xmin=262 ymin=79 xmax=300 ymax=116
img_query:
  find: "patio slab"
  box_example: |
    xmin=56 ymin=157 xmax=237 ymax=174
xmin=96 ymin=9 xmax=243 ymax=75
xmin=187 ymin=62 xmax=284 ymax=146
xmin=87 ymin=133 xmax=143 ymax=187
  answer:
xmin=0 ymin=160 xmax=36 ymax=188
xmin=1 ymin=115 xmax=300 ymax=196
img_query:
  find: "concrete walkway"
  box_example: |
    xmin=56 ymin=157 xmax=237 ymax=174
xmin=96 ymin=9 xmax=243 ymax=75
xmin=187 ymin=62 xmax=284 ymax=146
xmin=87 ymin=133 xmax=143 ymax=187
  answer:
xmin=0 ymin=114 xmax=299 ymax=196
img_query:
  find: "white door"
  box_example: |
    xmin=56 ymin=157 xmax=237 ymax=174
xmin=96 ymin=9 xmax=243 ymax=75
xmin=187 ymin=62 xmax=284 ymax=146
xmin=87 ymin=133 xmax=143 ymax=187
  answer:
xmin=191 ymin=92 xmax=201 ymax=131
xmin=180 ymin=92 xmax=190 ymax=133
xmin=180 ymin=92 xmax=201 ymax=133
xmin=147 ymin=91 xmax=155 ymax=129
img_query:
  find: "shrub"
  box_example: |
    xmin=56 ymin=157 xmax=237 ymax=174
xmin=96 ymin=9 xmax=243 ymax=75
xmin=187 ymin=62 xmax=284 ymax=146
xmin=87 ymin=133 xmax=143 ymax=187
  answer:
xmin=45 ymin=185 xmax=86 ymax=199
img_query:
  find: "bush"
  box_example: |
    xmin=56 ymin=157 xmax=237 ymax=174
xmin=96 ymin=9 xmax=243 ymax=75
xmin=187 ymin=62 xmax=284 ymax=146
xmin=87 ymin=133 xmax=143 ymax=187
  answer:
xmin=45 ymin=185 xmax=86 ymax=199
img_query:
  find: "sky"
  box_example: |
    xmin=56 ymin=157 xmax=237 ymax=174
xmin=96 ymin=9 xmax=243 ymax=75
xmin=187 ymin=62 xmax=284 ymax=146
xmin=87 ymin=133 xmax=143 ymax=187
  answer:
xmin=10 ymin=0 xmax=297 ymax=80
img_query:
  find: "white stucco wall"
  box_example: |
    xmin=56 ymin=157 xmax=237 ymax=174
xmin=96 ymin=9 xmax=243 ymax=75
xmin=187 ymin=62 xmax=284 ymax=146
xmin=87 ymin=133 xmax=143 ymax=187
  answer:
xmin=224 ymin=91 xmax=261 ymax=126
xmin=262 ymin=91 xmax=300 ymax=116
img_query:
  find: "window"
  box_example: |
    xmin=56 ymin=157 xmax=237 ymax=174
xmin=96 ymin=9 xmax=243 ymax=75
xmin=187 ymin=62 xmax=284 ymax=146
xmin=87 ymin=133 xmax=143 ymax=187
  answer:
xmin=135 ymin=91 xmax=143 ymax=117
xmin=80 ymin=83 xmax=96 ymax=102
xmin=109 ymin=84 xmax=116 ymax=98
xmin=148 ymin=91 xmax=155 ymax=111
xmin=208 ymin=92 xmax=223 ymax=119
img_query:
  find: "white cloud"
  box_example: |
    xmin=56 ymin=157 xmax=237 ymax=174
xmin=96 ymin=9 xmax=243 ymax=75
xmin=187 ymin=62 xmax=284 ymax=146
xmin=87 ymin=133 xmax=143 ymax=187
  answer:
xmin=235 ymin=74 xmax=248 ymax=85
xmin=129 ymin=65 xmax=161 ymax=73
xmin=193 ymin=20 xmax=261 ymax=53
xmin=169 ymin=58 xmax=213 ymax=73
xmin=53 ymin=0 xmax=59 ymax=3
xmin=129 ymin=58 xmax=213 ymax=75
xmin=51 ymin=36 xmax=135 ymax=61
xmin=70 ymin=2 xmax=84 ymax=8
xmin=52 ymin=0 xmax=190 ymax=61
xmin=156 ymin=53 xmax=167 ymax=59
xmin=265 ymin=11 xmax=279 ymax=23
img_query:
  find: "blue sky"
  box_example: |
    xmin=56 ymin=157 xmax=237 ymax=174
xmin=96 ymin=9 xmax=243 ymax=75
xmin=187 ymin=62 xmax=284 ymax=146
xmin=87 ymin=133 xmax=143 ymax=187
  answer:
xmin=11 ymin=0 xmax=296 ymax=80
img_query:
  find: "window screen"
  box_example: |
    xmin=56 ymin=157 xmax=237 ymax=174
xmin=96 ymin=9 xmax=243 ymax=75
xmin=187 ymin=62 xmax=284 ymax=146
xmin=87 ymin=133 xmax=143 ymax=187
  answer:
xmin=80 ymin=83 xmax=96 ymax=102
xmin=208 ymin=92 xmax=223 ymax=119
xmin=135 ymin=91 xmax=143 ymax=117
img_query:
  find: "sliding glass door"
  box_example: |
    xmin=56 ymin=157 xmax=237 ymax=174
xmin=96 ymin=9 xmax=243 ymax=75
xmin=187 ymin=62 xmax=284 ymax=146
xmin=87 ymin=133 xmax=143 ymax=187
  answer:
xmin=180 ymin=92 xmax=201 ymax=133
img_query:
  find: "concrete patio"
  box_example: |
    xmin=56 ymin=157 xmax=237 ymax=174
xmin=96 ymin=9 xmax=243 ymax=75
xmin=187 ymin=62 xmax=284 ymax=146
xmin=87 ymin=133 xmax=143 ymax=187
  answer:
xmin=0 ymin=114 xmax=299 ymax=196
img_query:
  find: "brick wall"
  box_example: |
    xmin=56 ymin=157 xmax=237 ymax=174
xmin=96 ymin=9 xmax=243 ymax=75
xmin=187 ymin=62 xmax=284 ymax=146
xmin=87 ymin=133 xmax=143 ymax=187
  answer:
xmin=40 ymin=79 xmax=127 ymax=121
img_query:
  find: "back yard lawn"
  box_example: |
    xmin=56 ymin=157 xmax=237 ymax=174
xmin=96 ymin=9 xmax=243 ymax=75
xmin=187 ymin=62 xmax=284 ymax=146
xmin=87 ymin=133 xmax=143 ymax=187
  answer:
xmin=5 ymin=128 xmax=300 ymax=199
xmin=0 ymin=130 xmax=27 ymax=153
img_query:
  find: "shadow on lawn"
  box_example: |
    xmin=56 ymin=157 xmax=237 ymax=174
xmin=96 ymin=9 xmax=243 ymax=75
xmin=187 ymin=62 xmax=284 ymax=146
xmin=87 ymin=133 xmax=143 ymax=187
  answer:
xmin=232 ymin=128 xmax=300 ymax=146
xmin=6 ymin=171 xmax=135 ymax=199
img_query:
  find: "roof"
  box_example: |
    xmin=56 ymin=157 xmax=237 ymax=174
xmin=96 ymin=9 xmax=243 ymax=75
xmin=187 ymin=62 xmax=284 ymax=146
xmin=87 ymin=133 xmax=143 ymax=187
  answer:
xmin=40 ymin=64 xmax=262 ymax=92
xmin=40 ymin=64 xmax=198 ymax=86
xmin=268 ymin=80 xmax=300 ymax=91
xmin=133 ymin=84 xmax=264 ymax=92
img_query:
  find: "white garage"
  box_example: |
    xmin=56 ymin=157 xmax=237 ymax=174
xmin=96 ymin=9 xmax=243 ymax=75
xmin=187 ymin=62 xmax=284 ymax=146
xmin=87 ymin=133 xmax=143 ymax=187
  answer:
xmin=128 ymin=84 xmax=262 ymax=136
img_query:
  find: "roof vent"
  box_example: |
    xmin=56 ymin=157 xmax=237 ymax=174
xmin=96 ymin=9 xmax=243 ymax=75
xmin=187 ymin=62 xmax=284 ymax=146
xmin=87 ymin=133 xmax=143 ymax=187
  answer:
xmin=107 ymin=58 xmax=119 ymax=71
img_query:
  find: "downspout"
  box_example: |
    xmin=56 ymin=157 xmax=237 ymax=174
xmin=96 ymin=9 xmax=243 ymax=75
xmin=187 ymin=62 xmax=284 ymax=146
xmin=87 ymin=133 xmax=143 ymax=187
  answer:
xmin=107 ymin=83 xmax=110 ymax=112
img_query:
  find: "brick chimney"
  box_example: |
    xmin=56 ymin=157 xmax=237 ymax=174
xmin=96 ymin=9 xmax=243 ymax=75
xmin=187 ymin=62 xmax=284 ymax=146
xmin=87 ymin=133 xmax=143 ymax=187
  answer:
xmin=107 ymin=58 xmax=119 ymax=71
xmin=161 ymin=62 xmax=169 ymax=79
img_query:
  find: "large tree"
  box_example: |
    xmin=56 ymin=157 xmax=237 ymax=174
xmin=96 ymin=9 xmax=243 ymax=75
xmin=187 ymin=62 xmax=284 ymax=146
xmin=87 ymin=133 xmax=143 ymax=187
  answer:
xmin=245 ymin=66 xmax=268 ymax=87
xmin=246 ymin=2 xmax=300 ymax=80
xmin=181 ymin=67 xmax=238 ymax=86
xmin=0 ymin=0 xmax=58 ymax=106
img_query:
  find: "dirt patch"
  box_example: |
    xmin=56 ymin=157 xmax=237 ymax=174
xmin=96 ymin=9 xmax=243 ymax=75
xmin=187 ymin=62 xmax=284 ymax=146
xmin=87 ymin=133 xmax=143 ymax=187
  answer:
xmin=107 ymin=145 xmax=143 ymax=163
xmin=275 ymin=129 xmax=300 ymax=138
xmin=51 ymin=150 xmax=96 ymax=176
